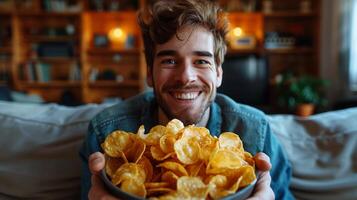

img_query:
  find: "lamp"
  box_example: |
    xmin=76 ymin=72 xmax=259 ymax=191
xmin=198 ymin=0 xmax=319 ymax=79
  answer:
xmin=229 ymin=26 xmax=256 ymax=50
xmin=108 ymin=27 xmax=124 ymax=43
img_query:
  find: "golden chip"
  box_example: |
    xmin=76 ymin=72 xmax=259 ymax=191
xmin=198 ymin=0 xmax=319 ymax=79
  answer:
xmin=102 ymin=130 xmax=133 ymax=158
xmin=157 ymin=161 xmax=188 ymax=177
xmin=165 ymin=119 xmax=184 ymax=135
xmin=177 ymin=176 xmax=209 ymax=199
xmin=174 ymin=137 xmax=200 ymax=165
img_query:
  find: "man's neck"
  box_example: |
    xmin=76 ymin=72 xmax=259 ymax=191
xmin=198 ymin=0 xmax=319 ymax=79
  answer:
xmin=158 ymin=107 xmax=210 ymax=127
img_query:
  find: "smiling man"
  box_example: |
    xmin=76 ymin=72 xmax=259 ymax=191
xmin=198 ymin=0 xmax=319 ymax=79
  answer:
xmin=80 ymin=0 xmax=294 ymax=200
xmin=151 ymin=25 xmax=222 ymax=127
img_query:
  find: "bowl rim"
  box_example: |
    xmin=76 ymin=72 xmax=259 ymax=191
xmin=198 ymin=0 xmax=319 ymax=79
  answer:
xmin=100 ymin=169 xmax=257 ymax=200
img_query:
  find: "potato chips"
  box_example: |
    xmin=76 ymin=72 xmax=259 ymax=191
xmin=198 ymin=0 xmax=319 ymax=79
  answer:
xmin=101 ymin=119 xmax=256 ymax=200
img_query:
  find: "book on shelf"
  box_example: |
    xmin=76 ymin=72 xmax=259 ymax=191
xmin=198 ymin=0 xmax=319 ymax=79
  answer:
xmin=22 ymin=61 xmax=51 ymax=82
xmin=69 ymin=62 xmax=81 ymax=81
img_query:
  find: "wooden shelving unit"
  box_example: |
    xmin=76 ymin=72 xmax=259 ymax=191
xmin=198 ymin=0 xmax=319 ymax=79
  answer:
xmin=1 ymin=0 xmax=320 ymax=105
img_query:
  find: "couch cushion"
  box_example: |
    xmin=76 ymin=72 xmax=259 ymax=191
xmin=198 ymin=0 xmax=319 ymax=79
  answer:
xmin=268 ymin=108 xmax=357 ymax=200
xmin=0 ymin=101 xmax=110 ymax=199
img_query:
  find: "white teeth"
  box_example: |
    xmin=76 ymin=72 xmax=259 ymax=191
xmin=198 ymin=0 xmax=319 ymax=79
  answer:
xmin=173 ymin=92 xmax=198 ymax=100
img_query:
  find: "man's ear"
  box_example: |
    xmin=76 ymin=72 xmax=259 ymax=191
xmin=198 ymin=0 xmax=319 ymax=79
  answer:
xmin=216 ymin=65 xmax=223 ymax=87
xmin=146 ymin=67 xmax=153 ymax=87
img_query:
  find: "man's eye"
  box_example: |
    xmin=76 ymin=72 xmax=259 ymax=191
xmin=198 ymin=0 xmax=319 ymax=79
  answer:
xmin=161 ymin=59 xmax=176 ymax=65
xmin=194 ymin=60 xmax=211 ymax=66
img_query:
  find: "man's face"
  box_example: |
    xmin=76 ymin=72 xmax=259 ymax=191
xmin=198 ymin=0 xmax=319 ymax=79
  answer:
xmin=147 ymin=26 xmax=223 ymax=125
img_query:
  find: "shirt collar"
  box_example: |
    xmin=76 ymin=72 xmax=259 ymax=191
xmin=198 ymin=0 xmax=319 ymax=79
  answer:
xmin=140 ymin=92 xmax=158 ymax=132
xmin=207 ymin=101 xmax=222 ymax=137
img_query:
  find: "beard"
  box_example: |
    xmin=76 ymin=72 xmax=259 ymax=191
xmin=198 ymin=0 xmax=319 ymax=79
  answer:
xmin=153 ymin=81 xmax=216 ymax=126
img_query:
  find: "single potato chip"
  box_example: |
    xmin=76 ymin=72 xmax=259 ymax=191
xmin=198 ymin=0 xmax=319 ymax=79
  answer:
xmin=166 ymin=119 xmax=184 ymax=135
xmin=102 ymin=130 xmax=133 ymax=158
xmin=174 ymin=137 xmax=200 ymax=165
xmin=157 ymin=161 xmax=188 ymax=177
xmin=177 ymin=176 xmax=209 ymax=199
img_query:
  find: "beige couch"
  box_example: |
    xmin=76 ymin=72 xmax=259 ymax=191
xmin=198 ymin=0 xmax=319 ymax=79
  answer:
xmin=0 ymin=101 xmax=356 ymax=200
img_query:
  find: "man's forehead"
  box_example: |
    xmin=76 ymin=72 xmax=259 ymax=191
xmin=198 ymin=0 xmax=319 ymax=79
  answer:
xmin=154 ymin=26 xmax=215 ymax=57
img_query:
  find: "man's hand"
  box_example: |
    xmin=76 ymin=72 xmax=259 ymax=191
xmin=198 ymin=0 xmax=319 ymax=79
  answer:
xmin=247 ymin=152 xmax=275 ymax=200
xmin=88 ymin=152 xmax=118 ymax=200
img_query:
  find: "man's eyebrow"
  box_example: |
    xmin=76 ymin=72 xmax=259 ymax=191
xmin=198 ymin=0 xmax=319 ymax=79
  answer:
xmin=156 ymin=50 xmax=177 ymax=57
xmin=193 ymin=51 xmax=213 ymax=57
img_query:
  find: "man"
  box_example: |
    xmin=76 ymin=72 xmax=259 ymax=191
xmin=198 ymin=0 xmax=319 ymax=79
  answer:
xmin=80 ymin=0 xmax=294 ymax=199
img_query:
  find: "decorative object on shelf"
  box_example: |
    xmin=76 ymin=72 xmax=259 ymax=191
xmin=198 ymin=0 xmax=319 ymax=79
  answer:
xmin=90 ymin=0 xmax=138 ymax=11
xmin=108 ymin=27 xmax=124 ymax=43
xmin=93 ymin=34 xmax=109 ymax=47
xmin=66 ymin=24 xmax=76 ymax=35
xmin=124 ymin=34 xmax=135 ymax=49
xmin=264 ymin=32 xmax=296 ymax=49
xmin=275 ymin=71 xmax=329 ymax=116
xmin=228 ymin=27 xmax=256 ymax=49
xmin=109 ymin=0 xmax=120 ymax=11
xmin=300 ymin=0 xmax=312 ymax=14
xmin=112 ymin=54 xmax=122 ymax=62
xmin=225 ymin=0 xmax=256 ymax=12
xmin=42 ymin=0 xmax=81 ymax=12
xmin=89 ymin=67 xmax=99 ymax=82
xmin=97 ymin=69 xmax=116 ymax=81
xmin=262 ymin=0 xmax=273 ymax=14
xmin=37 ymin=42 xmax=74 ymax=57
xmin=92 ymin=0 xmax=105 ymax=11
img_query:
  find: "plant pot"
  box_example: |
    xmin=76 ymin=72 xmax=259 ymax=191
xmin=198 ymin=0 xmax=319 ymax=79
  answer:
xmin=295 ymin=103 xmax=315 ymax=117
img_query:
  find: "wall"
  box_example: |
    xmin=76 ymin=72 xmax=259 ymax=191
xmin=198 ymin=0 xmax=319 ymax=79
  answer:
xmin=320 ymin=0 xmax=357 ymax=108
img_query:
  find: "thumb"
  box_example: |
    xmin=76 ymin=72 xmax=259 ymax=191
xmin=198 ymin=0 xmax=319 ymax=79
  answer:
xmin=89 ymin=152 xmax=105 ymax=175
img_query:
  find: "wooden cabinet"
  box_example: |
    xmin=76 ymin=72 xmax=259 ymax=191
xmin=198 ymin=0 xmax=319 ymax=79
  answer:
xmin=222 ymin=0 xmax=320 ymax=78
xmin=0 ymin=0 xmax=146 ymax=103
xmin=1 ymin=0 xmax=320 ymax=105
xmin=219 ymin=0 xmax=320 ymax=110
xmin=13 ymin=12 xmax=82 ymax=102
xmin=81 ymin=11 xmax=145 ymax=103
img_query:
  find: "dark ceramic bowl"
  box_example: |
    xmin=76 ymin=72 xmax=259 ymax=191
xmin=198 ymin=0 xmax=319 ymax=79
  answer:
xmin=101 ymin=169 xmax=257 ymax=200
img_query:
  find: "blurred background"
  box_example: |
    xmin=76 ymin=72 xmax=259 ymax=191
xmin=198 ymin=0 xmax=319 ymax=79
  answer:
xmin=0 ymin=0 xmax=356 ymax=116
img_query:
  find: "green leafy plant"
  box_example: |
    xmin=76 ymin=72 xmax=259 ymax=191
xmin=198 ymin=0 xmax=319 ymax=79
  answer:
xmin=275 ymin=72 xmax=329 ymax=110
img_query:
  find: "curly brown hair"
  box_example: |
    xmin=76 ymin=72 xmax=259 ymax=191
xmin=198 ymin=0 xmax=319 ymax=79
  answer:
xmin=138 ymin=0 xmax=228 ymax=69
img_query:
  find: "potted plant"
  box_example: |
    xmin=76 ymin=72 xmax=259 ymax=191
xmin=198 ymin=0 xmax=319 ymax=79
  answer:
xmin=275 ymin=72 xmax=329 ymax=117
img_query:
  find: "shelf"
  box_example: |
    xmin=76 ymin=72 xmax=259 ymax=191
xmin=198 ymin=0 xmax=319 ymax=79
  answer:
xmin=264 ymin=47 xmax=315 ymax=54
xmin=88 ymin=80 xmax=139 ymax=88
xmin=17 ymin=11 xmax=81 ymax=17
xmin=227 ymin=48 xmax=263 ymax=55
xmin=264 ymin=12 xmax=318 ymax=18
xmin=19 ymin=81 xmax=81 ymax=88
xmin=30 ymin=57 xmax=78 ymax=63
xmin=0 ymin=47 xmax=12 ymax=53
xmin=24 ymin=35 xmax=78 ymax=42
xmin=87 ymin=48 xmax=141 ymax=55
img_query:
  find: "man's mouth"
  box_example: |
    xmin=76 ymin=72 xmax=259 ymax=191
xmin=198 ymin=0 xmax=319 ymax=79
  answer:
xmin=170 ymin=91 xmax=201 ymax=100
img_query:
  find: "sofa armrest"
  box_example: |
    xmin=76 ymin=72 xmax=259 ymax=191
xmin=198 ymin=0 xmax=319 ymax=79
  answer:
xmin=0 ymin=101 xmax=111 ymax=199
xmin=268 ymin=108 xmax=357 ymax=200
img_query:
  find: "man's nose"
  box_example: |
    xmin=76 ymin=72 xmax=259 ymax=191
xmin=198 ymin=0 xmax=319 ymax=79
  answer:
xmin=176 ymin=60 xmax=197 ymax=84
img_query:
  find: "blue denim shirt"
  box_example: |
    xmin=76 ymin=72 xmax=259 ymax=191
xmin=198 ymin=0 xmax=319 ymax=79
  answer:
xmin=80 ymin=91 xmax=294 ymax=200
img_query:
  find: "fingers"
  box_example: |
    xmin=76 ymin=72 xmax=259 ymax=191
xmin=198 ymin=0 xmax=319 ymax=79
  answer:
xmin=89 ymin=152 xmax=105 ymax=175
xmin=254 ymin=152 xmax=272 ymax=172
xmin=89 ymin=174 xmax=118 ymax=200
xmin=88 ymin=152 xmax=118 ymax=200
xmin=247 ymin=171 xmax=275 ymax=200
